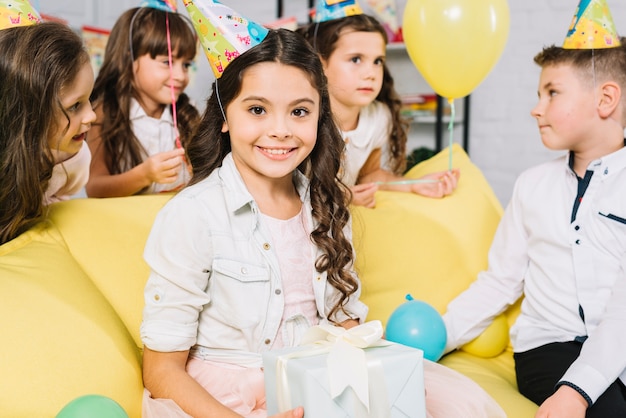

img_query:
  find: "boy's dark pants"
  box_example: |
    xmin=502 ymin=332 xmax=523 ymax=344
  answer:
xmin=514 ymin=341 xmax=626 ymax=418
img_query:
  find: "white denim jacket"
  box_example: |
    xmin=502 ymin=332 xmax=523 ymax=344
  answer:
xmin=140 ymin=153 xmax=368 ymax=367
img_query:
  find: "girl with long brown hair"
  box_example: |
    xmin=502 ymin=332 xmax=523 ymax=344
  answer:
xmin=0 ymin=22 xmax=95 ymax=244
xmin=86 ymin=7 xmax=200 ymax=197
xmin=140 ymin=27 xmax=366 ymax=418
xmin=299 ymin=14 xmax=460 ymax=207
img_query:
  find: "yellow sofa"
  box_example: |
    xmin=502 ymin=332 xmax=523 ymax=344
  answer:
xmin=0 ymin=145 xmax=538 ymax=417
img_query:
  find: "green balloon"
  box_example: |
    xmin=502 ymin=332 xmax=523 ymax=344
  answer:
xmin=56 ymin=395 xmax=129 ymax=418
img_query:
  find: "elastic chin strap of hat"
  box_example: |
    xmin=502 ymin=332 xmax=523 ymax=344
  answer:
xmin=128 ymin=8 xmax=143 ymax=63
xmin=215 ymin=79 xmax=227 ymax=122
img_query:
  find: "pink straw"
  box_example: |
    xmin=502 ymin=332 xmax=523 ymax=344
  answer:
xmin=165 ymin=12 xmax=181 ymax=149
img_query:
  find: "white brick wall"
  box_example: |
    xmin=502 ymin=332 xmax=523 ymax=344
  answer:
xmin=38 ymin=0 xmax=626 ymax=205
xmin=470 ymin=1 xmax=626 ymax=205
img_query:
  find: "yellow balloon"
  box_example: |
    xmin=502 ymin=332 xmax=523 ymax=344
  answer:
xmin=402 ymin=0 xmax=510 ymax=99
xmin=460 ymin=314 xmax=509 ymax=358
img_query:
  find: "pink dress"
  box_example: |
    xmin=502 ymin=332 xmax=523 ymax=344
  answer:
xmin=142 ymin=208 xmax=506 ymax=417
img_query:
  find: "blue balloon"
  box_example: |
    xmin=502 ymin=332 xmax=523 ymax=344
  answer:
xmin=56 ymin=395 xmax=129 ymax=418
xmin=385 ymin=294 xmax=447 ymax=361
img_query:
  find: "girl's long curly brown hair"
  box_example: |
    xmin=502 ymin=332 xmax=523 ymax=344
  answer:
xmin=187 ymin=29 xmax=359 ymax=322
xmin=298 ymin=14 xmax=410 ymax=174
xmin=0 ymin=22 xmax=90 ymax=245
xmin=90 ymin=7 xmax=200 ymax=175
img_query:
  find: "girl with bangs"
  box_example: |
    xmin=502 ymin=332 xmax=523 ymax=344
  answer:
xmin=86 ymin=7 xmax=200 ymax=197
xmin=298 ymin=14 xmax=459 ymax=208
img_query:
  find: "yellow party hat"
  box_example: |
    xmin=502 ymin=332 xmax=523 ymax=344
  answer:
xmin=0 ymin=0 xmax=42 ymax=30
xmin=182 ymin=0 xmax=268 ymax=79
xmin=563 ymin=0 xmax=620 ymax=49
xmin=313 ymin=0 xmax=363 ymax=23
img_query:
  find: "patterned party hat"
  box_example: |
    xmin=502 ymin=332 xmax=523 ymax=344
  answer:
xmin=0 ymin=0 xmax=42 ymax=30
xmin=363 ymin=0 xmax=398 ymax=33
xmin=313 ymin=0 xmax=363 ymax=23
xmin=140 ymin=0 xmax=177 ymax=13
xmin=563 ymin=0 xmax=620 ymax=49
xmin=182 ymin=0 xmax=268 ymax=79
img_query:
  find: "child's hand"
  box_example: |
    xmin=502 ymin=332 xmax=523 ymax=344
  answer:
xmin=350 ymin=183 xmax=378 ymax=208
xmin=270 ymin=406 xmax=304 ymax=418
xmin=142 ymin=148 xmax=185 ymax=184
xmin=535 ymin=385 xmax=587 ymax=418
xmin=410 ymin=169 xmax=460 ymax=198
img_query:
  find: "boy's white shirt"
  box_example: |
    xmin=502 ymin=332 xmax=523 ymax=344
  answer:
xmin=443 ymin=146 xmax=626 ymax=403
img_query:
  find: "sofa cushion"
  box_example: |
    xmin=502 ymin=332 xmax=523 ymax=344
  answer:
xmin=351 ymin=144 xmax=504 ymax=334
xmin=48 ymin=195 xmax=171 ymax=350
xmin=440 ymin=350 xmax=539 ymax=418
xmin=0 ymin=223 xmax=143 ymax=417
xmin=351 ymin=144 xmax=536 ymax=417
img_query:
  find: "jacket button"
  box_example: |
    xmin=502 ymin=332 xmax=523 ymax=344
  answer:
xmin=263 ymin=243 xmax=271 ymax=250
xmin=265 ymin=339 xmax=271 ymax=345
xmin=275 ymin=289 xmax=282 ymax=295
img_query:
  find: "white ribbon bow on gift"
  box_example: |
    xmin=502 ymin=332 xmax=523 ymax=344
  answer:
xmin=276 ymin=320 xmax=391 ymax=417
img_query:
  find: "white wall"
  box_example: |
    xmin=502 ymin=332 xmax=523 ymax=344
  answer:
xmin=470 ymin=1 xmax=626 ymax=205
xmin=37 ymin=0 xmax=626 ymax=205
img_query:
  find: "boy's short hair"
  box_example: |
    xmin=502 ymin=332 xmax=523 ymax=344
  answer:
xmin=534 ymin=38 xmax=626 ymax=90
xmin=534 ymin=38 xmax=626 ymax=124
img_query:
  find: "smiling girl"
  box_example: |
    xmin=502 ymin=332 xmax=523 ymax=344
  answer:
xmin=86 ymin=7 xmax=200 ymax=197
xmin=140 ymin=27 xmax=365 ymax=418
xmin=0 ymin=21 xmax=96 ymax=245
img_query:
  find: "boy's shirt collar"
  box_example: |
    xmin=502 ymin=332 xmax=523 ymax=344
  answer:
xmin=567 ymin=138 xmax=626 ymax=178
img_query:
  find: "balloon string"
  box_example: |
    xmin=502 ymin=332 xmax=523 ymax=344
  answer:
xmin=166 ymin=12 xmax=181 ymax=149
xmin=447 ymin=98 xmax=455 ymax=172
xmin=376 ymin=178 xmax=440 ymax=186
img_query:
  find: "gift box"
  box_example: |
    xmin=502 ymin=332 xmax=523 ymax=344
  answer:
xmin=263 ymin=322 xmax=426 ymax=418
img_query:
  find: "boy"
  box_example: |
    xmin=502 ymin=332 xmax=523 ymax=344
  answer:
xmin=443 ymin=2 xmax=626 ymax=417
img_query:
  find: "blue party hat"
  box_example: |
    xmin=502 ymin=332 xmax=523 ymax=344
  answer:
xmin=140 ymin=0 xmax=177 ymax=13
xmin=313 ymin=0 xmax=363 ymax=23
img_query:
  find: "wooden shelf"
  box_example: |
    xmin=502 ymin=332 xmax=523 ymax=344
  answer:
xmin=405 ymin=115 xmax=465 ymax=124
xmin=387 ymin=42 xmax=406 ymax=51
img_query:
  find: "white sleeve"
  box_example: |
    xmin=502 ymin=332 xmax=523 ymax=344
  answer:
xmin=140 ymin=195 xmax=213 ymax=352
xmin=559 ymin=258 xmax=626 ymax=403
xmin=442 ymin=177 xmax=528 ymax=352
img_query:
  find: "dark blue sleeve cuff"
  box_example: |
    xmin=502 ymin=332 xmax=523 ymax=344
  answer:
xmin=556 ymin=381 xmax=592 ymax=407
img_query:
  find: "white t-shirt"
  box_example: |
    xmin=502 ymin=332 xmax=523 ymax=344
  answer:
xmin=44 ymin=141 xmax=91 ymax=204
xmin=129 ymin=99 xmax=190 ymax=194
xmin=340 ymin=101 xmax=391 ymax=186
